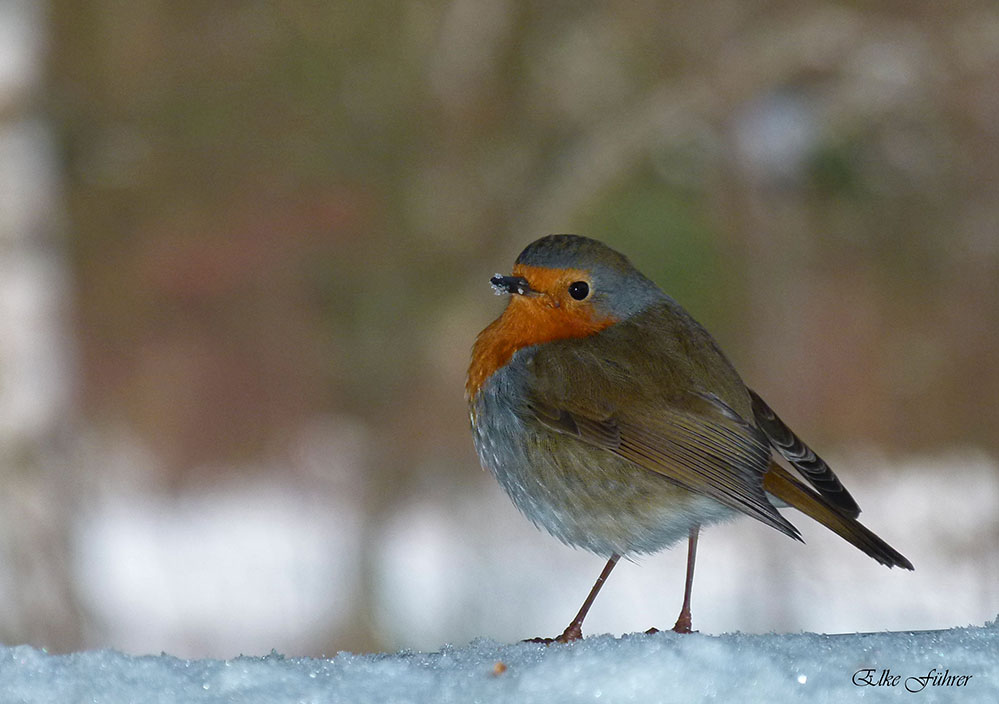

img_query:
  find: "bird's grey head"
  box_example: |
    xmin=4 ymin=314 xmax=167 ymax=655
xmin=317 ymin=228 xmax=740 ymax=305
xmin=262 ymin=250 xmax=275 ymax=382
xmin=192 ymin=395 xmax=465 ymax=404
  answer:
xmin=508 ymin=234 xmax=666 ymax=320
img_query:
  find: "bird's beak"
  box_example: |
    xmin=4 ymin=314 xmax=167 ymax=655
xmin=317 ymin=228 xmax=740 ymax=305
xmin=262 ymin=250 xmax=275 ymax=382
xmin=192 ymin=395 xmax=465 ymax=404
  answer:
xmin=490 ymin=274 xmax=536 ymax=296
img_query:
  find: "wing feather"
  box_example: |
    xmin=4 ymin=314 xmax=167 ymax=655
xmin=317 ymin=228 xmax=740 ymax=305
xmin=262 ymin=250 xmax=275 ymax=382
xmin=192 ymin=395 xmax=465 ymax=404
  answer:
xmin=749 ymin=389 xmax=861 ymax=518
xmin=530 ymin=395 xmax=801 ymax=540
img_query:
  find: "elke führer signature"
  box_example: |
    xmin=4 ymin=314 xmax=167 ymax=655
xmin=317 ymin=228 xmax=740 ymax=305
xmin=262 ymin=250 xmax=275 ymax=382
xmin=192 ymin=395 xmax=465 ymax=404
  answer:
xmin=853 ymin=668 xmax=973 ymax=693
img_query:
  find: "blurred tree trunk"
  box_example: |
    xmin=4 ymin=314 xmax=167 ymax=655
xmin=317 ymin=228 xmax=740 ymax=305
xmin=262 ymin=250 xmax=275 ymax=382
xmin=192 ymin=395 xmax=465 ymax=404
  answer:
xmin=0 ymin=0 xmax=86 ymax=650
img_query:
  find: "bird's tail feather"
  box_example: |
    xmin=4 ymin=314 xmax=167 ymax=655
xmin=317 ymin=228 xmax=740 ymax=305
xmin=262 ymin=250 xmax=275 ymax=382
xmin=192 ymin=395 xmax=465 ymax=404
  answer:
xmin=763 ymin=463 xmax=913 ymax=570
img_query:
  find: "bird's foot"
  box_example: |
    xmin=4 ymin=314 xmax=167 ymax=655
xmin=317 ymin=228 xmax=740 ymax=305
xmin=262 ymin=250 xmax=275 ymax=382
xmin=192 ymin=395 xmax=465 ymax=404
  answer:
xmin=643 ymin=622 xmax=698 ymax=635
xmin=524 ymin=622 xmax=583 ymax=645
xmin=672 ymin=607 xmax=694 ymax=634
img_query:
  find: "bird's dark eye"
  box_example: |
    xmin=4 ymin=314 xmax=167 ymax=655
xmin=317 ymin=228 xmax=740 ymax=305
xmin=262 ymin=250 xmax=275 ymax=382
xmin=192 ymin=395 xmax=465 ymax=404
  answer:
xmin=568 ymin=281 xmax=590 ymax=300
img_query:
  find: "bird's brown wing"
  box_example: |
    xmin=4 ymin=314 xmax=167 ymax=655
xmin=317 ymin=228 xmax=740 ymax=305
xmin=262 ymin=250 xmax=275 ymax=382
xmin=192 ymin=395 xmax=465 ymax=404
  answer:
xmin=530 ymin=391 xmax=801 ymax=541
xmin=532 ymin=394 xmax=913 ymax=570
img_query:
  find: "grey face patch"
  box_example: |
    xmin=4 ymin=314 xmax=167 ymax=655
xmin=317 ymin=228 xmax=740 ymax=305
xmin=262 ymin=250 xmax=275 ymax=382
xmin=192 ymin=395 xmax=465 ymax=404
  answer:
xmin=587 ymin=264 xmax=665 ymax=320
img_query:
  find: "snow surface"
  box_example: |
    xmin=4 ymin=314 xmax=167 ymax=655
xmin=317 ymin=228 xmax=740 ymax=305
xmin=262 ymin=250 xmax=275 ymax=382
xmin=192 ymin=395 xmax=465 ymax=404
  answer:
xmin=2 ymin=622 xmax=996 ymax=704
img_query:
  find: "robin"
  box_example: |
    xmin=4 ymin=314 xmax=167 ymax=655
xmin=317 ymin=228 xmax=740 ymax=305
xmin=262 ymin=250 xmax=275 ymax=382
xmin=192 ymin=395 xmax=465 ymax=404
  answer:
xmin=466 ymin=234 xmax=912 ymax=643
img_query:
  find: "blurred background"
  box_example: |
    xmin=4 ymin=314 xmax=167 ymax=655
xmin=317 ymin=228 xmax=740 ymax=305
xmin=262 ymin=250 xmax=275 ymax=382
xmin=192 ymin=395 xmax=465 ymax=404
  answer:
xmin=1 ymin=0 xmax=996 ymax=657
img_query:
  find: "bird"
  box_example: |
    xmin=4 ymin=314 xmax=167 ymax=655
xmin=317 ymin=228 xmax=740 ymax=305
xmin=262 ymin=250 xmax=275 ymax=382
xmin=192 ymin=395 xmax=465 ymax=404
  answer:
xmin=465 ymin=234 xmax=913 ymax=643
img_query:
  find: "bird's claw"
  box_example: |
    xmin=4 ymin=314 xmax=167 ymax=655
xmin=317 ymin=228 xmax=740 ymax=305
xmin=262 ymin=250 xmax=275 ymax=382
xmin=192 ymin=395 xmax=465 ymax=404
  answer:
xmin=643 ymin=625 xmax=698 ymax=635
xmin=523 ymin=623 xmax=583 ymax=645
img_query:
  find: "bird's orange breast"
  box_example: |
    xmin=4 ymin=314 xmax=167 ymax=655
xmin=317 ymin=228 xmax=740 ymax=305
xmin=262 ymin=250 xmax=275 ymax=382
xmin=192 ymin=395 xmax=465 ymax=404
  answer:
xmin=466 ymin=265 xmax=617 ymax=401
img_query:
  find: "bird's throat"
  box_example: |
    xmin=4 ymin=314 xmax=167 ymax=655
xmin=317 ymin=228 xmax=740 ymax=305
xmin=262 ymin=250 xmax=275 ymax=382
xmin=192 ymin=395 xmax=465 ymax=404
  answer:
xmin=465 ymin=292 xmax=616 ymax=401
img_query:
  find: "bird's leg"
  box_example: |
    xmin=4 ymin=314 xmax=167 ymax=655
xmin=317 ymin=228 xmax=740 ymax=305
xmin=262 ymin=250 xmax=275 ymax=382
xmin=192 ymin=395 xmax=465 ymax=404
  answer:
xmin=671 ymin=524 xmax=699 ymax=634
xmin=644 ymin=524 xmax=700 ymax=636
xmin=558 ymin=553 xmax=620 ymax=642
xmin=527 ymin=554 xmax=620 ymax=644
